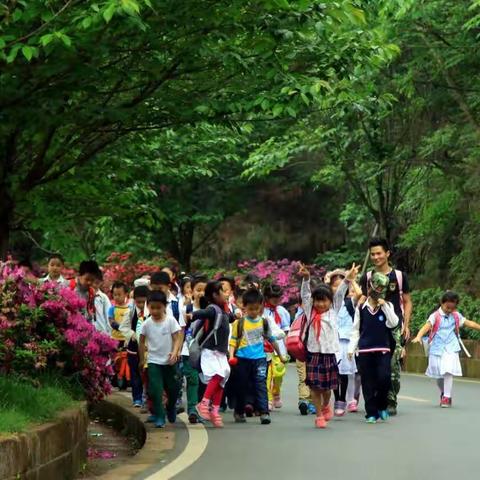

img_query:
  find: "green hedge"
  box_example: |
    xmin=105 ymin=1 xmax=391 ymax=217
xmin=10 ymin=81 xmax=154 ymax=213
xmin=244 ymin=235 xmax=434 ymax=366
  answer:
xmin=411 ymin=288 xmax=480 ymax=340
xmin=0 ymin=373 xmax=78 ymax=433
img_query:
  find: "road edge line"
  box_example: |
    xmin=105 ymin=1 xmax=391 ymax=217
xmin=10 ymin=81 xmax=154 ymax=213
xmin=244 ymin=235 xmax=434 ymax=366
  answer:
xmin=144 ymin=413 xmax=209 ymax=480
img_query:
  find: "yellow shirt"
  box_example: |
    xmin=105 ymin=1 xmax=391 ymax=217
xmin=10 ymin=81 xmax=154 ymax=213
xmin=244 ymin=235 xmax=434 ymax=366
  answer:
xmin=229 ymin=316 xmax=272 ymax=360
xmin=109 ymin=304 xmax=132 ymax=342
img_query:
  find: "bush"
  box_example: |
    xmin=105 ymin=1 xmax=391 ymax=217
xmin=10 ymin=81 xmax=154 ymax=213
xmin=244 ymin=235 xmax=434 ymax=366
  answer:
xmin=234 ymin=259 xmax=326 ymax=303
xmin=0 ymin=263 xmax=117 ymax=401
xmin=411 ymin=288 xmax=480 ymax=340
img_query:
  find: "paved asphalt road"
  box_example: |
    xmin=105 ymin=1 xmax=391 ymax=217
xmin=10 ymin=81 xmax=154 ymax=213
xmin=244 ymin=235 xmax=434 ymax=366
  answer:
xmin=171 ymin=366 xmax=480 ymax=480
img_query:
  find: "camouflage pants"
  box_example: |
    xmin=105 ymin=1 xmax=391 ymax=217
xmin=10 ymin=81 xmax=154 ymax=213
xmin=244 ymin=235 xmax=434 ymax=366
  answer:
xmin=387 ymin=327 xmax=402 ymax=408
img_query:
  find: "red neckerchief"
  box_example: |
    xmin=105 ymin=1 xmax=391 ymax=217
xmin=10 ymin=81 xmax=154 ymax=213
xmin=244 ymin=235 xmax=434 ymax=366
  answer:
xmin=70 ymin=279 xmax=95 ymax=318
xmin=311 ymin=308 xmax=322 ymax=340
xmin=265 ymin=302 xmax=281 ymax=325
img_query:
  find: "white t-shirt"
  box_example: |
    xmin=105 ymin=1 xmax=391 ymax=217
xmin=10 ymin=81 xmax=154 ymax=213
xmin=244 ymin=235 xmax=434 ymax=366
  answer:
xmin=140 ymin=315 xmax=181 ymax=365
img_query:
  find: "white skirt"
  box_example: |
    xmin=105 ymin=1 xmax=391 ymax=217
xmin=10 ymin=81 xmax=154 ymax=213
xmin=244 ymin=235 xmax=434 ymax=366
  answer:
xmin=337 ymin=339 xmax=357 ymax=375
xmin=426 ymin=352 xmax=462 ymax=378
xmin=200 ymin=349 xmax=231 ymax=387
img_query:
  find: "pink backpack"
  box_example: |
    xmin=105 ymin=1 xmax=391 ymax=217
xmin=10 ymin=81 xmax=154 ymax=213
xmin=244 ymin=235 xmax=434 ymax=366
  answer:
xmin=286 ymin=313 xmax=309 ymax=362
xmin=428 ymin=309 xmax=460 ymax=343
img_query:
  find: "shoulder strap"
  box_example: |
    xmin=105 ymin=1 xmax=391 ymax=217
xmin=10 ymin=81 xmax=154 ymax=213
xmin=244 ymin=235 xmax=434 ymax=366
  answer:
xmin=194 ymin=323 xmax=217 ymax=349
xmin=367 ymin=270 xmax=372 ymax=282
xmin=429 ymin=310 xmax=442 ymax=343
xmin=452 ymin=311 xmax=461 ymax=336
xmin=236 ymin=318 xmax=245 ymax=351
xmin=263 ymin=317 xmax=270 ymax=337
xmin=395 ymin=270 xmax=403 ymax=294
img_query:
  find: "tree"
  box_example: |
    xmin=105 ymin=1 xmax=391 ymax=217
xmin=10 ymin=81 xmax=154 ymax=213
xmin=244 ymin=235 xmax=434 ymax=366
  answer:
xmin=0 ymin=0 xmax=378 ymax=258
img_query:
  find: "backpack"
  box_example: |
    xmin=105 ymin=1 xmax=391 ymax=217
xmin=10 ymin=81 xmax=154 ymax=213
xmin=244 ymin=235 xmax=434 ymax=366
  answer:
xmin=171 ymin=299 xmax=180 ymax=322
xmin=367 ymin=269 xmax=404 ymax=314
xmin=234 ymin=317 xmax=270 ymax=354
xmin=423 ymin=309 xmax=471 ymax=358
xmin=286 ymin=312 xmax=310 ymax=362
xmin=188 ymin=304 xmax=224 ymax=371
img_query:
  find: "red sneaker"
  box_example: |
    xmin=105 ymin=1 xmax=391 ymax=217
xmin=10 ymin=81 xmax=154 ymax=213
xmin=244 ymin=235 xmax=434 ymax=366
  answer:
xmin=440 ymin=396 xmax=452 ymax=408
xmin=347 ymin=400 xmax=358 ymax=413
xmin=322 ymin=405 xmax=333 ymax=422
xmin=315 ymin=415 xmax=327 ymax=429
xmin=196 ymin=400 xmax=211 ymax=420
xmin=210 ymin=406 xmax=224 ymax=428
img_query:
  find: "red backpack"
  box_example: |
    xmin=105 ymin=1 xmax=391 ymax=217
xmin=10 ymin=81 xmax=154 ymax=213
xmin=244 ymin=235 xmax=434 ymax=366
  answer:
xmin=286 ymin=312 xmax=309 ymax=362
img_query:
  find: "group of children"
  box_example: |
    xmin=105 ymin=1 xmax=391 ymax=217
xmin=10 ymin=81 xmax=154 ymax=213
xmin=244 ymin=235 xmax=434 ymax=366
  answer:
xmin=37 ymin=237 xmax=480 ymax=430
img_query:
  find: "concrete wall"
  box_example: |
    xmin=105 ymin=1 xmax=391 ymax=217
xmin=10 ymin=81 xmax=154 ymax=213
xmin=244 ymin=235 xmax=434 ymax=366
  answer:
xmin=0 ymin=403 xmax=88 ymax=480
xmin=405 ymin=340 xmax=480 ymax=378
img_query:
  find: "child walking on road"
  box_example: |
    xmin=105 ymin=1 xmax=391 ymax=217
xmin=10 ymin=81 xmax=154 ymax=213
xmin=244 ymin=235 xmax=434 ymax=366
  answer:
xmin=299 ymin=263 xmax=358 ymax=429
xmin=348 ymin=272 xmax=399 ymax=423
xmin=412 ymin=291 xmax=480 ymax=407
xmin=139 ymin=291 xmax=182 ymax=428
xmin=229 ymin=289 xmax=285 ymax=425
xmin=191 ymin=281 xmax=232 ymax=428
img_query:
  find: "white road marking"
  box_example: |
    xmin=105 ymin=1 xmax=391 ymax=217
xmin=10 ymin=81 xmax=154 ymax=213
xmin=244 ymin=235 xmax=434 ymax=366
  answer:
xmin=403 ymin=372 xmax=480 ymax=385
xmin=397 ymin=395 xmax=429 ymax=403
xmin=144 ymin=413 xmax=208 ymax=480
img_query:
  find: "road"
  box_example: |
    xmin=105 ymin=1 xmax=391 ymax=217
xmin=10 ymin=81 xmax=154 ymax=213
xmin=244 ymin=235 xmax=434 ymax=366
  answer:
xmin=158 ymin=367 xmax=480 ymax=480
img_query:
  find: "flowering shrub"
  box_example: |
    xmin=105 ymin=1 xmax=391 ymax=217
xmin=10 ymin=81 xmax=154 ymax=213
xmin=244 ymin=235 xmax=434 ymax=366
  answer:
xmin=0 ymin=263 xmax=117 ymax=401
xmin=101 ymin=252 xmax=164 ymax=288
xmin=234 ymin=259 xmax=326 ymax=303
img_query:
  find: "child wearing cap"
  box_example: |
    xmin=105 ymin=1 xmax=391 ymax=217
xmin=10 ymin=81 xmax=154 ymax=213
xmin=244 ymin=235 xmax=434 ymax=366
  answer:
xmin=348 ymin=272 xmax=399 ymax=424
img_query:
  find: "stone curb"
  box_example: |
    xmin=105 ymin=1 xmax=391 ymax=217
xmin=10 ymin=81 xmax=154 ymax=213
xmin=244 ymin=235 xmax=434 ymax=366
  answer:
xmin=88 ymin=393 xmax=178 ymax=480
xmin=0 ymin=402 xmax=88 ymax=480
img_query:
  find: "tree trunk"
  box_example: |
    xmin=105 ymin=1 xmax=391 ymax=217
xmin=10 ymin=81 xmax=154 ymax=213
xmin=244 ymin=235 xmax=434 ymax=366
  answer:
xmin=0 ymin=190 xmax=13 ymax=260
xmin=177 ymin=222 xmax=194 ymax=271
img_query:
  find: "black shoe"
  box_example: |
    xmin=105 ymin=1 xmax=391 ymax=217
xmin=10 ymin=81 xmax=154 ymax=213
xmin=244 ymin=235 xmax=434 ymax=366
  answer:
xmin=188 ymin=412 xmax=199 ymax=424
xmin=234 ymin=413 xmax=247 ymax=423
xmin=260 ymin=414 xmax=271 ymax=425
xmin=387 ymin=406 xmax=397 ymax=416
xmin=298 ymin=401 xmax=308 ymax=416
xmin=245 ymin=404 xmax=254 ymax=417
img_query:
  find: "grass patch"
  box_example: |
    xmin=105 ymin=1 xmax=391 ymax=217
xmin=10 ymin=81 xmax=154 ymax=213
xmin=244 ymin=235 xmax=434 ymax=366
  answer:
xmin=0 ymin=373 xmax=79 ymax=433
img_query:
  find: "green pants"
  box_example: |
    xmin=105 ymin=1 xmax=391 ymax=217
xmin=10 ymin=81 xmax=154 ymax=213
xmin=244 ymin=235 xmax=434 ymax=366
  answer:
xmin=181 ymin=356 xmax=199 ymax=414
xmin=388 ymin=327 xmax=402 ymax=408
xmin=148 ymin=363 xmax=180 ymax=422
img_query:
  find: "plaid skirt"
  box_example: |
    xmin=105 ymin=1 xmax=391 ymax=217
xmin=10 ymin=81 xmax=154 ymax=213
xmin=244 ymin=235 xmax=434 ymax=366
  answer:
xmin=305 ymin=353 xmax=339 ymax=390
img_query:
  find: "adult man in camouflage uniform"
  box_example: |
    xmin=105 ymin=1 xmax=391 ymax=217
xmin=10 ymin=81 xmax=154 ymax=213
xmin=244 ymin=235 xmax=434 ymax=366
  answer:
xmin=360 ymin=238 xmax=413 ymax=416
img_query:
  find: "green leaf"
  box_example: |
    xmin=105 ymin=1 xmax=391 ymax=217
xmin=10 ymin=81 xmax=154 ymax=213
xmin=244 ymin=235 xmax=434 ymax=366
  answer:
xmin=274 ymin=0 xmax=290 ymax=9
xmin=6 ymin=45 xmax=21 ymax=64
xmin=286 ymin=106 xmax=297 ymax=117
xmin=272 ymin=104 xmax=283 ymax=117
xmin=82 ymin=17 xmax=93 ymax=29
xmin=22 ymin=45 xmax=34 ymax=61
xmin=40 ymin=34 xmax=54 ymax=47
xmin=0 ymin=38 xmax=6 ymax=49
xmin=103 ymin=3 xmax=116 ymax=23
